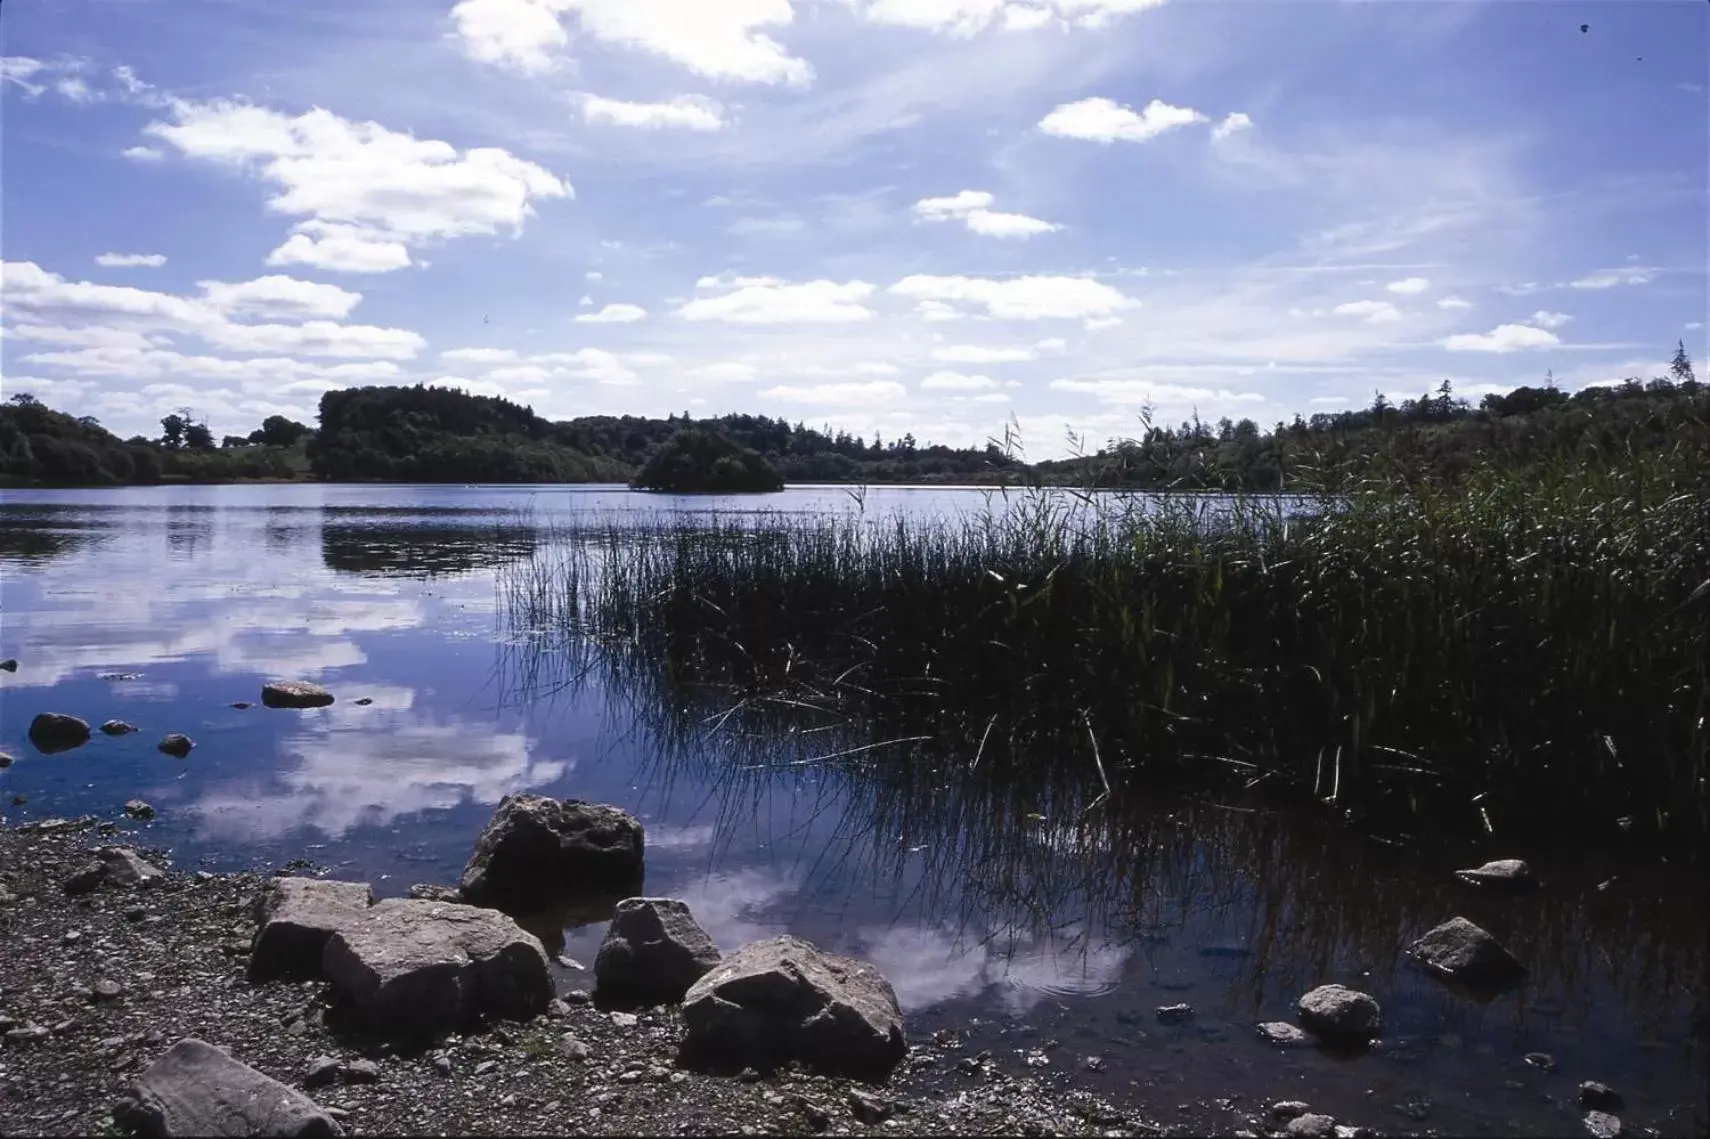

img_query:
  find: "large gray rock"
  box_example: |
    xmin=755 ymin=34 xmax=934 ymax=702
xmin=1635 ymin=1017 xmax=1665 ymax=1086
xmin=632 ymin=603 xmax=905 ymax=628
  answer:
xmin=64 ymin=847 xmax=164 ymax=895
xmin=322 ymin=898 xmax=553 ymax=1038
xmin=114 ymin=1037 xmax=342 ymax=1137
xmin=595 ymin=897 xmax=721 ymax=1004
xmin=262 ymin=681 xmax=334 ymax=709
xmin=680 ymin=935 xmax=907 ymax=1080
xmin=1454 ymin=859 xmax=1536 ymax=890
xmin=458 ymin=795 xmax=644 ymax=915
xmin=1408 ymin=916 xmax=1526 ymax=990
xmin=28 ymin=712 xmax=91 ymax=754
xmin=1296 ymin=984 xmax=1381 ymax=1043
xmin=248 ymin=878 xmax=375 ymax=982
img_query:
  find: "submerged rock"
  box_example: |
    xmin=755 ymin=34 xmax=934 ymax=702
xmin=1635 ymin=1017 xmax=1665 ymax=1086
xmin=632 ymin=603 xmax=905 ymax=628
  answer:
xmin=249 ymin=878 xmax=375 ymax=982
xmin=0 ymin=658 xmax=17 ymax=672
xmin=321 ymin=898 xmax=553 ymax=1038
xmin=261 ymin=681 xmax=335 ymax=709
xmin=1155 ymin=1003 xmax=1195 ymax=1025
xmin=115 ymin=1037 xmax=342 ymax=1138
xmin=1584 ymin=1110 xmax=1623 ymax=1138
xmin=594 ymin=897 xmax=721 ymax=1005
xmin=680 ymin=934 xmax=907 ymax=1080
xmin=1579 ymin=1082 xmax=1625 ymax=1112
xmin=64 ymin=847 xmax=164 ymax=895
xmin=101 ymin=720 xmax=139 ymax=736
xmin=1454 ymin=859 xmax=1537 ymax=890
xmin=124 ymin=800 xmax=156 ymax=821
xmin=157 ymin=734 xmax=195 ymax=758
xmin=1286 ymin=1116 xmax=1338 ymax=1139
xmin=459 ymin=795 xmax=644 ymax=915
xmin=1297 ymin=985 xmax=1382 ymax=1043
xmin=1257 ymin=1022 xmax=1313 ymax=1048
xmin=1407 ymin=917 xmax=1526 ymax=990
xmin=0 ymin=752 xmax=13 ymax=769
xmin=29 ymin=713 xmax=91 ymax=754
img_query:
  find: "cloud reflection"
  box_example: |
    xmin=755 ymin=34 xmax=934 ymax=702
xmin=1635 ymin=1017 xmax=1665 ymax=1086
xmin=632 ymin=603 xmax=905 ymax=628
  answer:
xmin=860 ymin=922 xmax=1130 ymax=1015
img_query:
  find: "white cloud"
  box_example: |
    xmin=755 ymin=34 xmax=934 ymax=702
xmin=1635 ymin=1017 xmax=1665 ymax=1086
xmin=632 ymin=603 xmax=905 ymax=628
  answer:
xmin=586 ymin=270 xmax=603 ymax=281
xmin=1441 ymin=324 xmax=1560 ymax=353
xmin=200 ymin=320 xmax=424 ymax=359
xmin=695 ymin=272 xmax=785 ymax=289
xmin=850 ymin=0 xmax=1167 ymax=36
xmin=1038 ymin=96 xmax=1206 ymax=144
xmin=145 ymin=98 xmax=570 ymax=273
xmin=1436 ymin=295 xmax=1472 ymax=311
xmin=572 ymin=302 xmax=647 ymax=323
xmin=95 ymin=252 xmax=167 ymax=268
xmin=921 ymin=370 xmax=997 ymax=390
xmin=760 ymin=380 xmax=907 ymax=405
xmin=441 ymin=347 xmax=521 ymax=364
xmin=1529 ymin=310 xmax=1573 ymax=331
xmin=1210 ymin=111 xmax=1252 ymax=143
xmin=679 ymin=279 xmax=876 ymax=323
xmin=122 ymin=145 xmax=165 ymax=161
xmin=892 ymin=274 xmax=1138 ymax=320
xmin=690 ymin=361 xmax=762 ymax=382
xmin=1385 ymin=276 xmax=1430 ymax=295
xmin=930 ymin=338 xmax=1063 ymax=363
xmin=1 ymin=56 xmax=47 ymax=96
xmin=452 ymin=0 xmax=812 ymax=85
xmin=964 ymin=209 xmax=1059 ymax=237
xmin=198 ymin=275 xmax=363 ymax=320
xmin=912 ymin=190 xmax=994 ymax=219
xmin=1332 ymin=299 xmax=1402 ymax=323
xmin=1085 ymin=316 xmax=1124 ymax=331
xmin=581 ymin=93 xmax=727 ymax=131
xmin=1048 ymin=378 xmax=1265 ymax=407
xmin=267 ymin=222 xmax=414 ymax=274
xmin=1569 ymin=268 xmax=1655 ymax=290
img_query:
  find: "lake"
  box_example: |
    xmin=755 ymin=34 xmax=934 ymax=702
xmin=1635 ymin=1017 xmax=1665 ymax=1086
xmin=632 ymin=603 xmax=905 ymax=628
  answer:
xmin=1 ymin=483 xmax=1703 ymax=1136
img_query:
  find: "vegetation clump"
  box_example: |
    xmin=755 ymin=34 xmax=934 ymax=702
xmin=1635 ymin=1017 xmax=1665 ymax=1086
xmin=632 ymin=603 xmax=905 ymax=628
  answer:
xmin=631 ymin=428 xmax=785 ymax=494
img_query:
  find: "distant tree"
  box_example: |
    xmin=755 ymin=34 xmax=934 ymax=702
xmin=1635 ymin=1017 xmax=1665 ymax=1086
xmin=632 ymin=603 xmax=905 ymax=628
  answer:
xmin=185 ymin=422 xmax=215 ymax=450
xmin=9 ymin=392 xmax=39 ymax=406
xmin=248 ymin=415 xmax=310 ymax=448
xmin=77 ymin=415 xmax=101 ymax=430
xmin=222 ymin=434 xmax=250 ymax=449
xmin=1670 ymin=340 xmax=1696 ymax=385
xmin=159 ymin=413 xmax=187 ymax=450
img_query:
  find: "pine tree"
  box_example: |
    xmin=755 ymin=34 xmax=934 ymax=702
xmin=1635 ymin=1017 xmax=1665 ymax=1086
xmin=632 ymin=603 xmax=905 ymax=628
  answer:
xmin=1669 ymin=340 xmax=1696 ymax=385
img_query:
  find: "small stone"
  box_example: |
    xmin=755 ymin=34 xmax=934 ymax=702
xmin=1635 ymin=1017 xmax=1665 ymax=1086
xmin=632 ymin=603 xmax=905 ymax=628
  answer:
xmin=739 ymin=1067 xmax=763 ymax=1083
xmin=353 ymin=698 xmax=374 ymax=706
xmin=102 ymin=721 xmax=139 ymax=736
xmin=1579 ymin=1082 xmax=1624 ymax=1112
xmin=29 ymin=712 xmax=92 ymax=754
xmin=565 ymin=989 xmax=592 ymax=1005
xmin=1454 ymin=859 xmax=1536 ymax=889
xmin=64 ymin=929 xmax=84 ymax=945
xmin=157 ymin=733 xmax=195 ymax=758
xmin=92 ymin=979 xmax=126 ymax=1002
xmin=474 ymin=1060 xmax=498 ymax=1077
xmin=848 ymin=1089 xmax=895 ymax=1125
xmin=1524 ymin=1051 xmax=1556 ymax=1071
xmin=286 ymin=1018 xmax=309 ymax=1037
xmin=1257 ymin=1022 xmax=1312 ymax=1048
xmin=433 ymin=1055 xmax=453 ymax=1077
xmin=5 ymin=1024 xmax=51 ymax=1046
xmin=341 ymin=1059 xmax=381 ymax=1084
xmin=610 ymin=1011 xmax=638 ymax=1028
xmin=1297 ymin=985 xmax=1381 ymax=1043
xmin=230 ymin=702 xmax=252 ymax=710
xmin=1408 ymin=917 xmax=1526 ymax=991
xmin=1286 ymin=1115 xmax=1338 ymax=1139
xmin=1584 ymin=1111 xmax=1622 ymax=1138
xmin=545 ymin=998 xmax=570 ymax=1019
xmin=1155 ymin=1003 xmax=1195 ymax=1025
xmin=262 ymin=680 xmax=335 ymax=709
xmin=0 ymin=752 xmax=13 ymax=769
xmin=1395 ymin=1101 xmax=1431 ymax=1122
xmin=0 ymin=658 xmax=17 ymax=671
xmin=558 ymin=1035 xmax=590 ymax=1062
xmin=304 ymin=1055 xmax=341 ymax=1089
xmin=1271 ymin=1102 xmax=1312 ymax=1121
xmin=124 ymin=800 xmax=155 ymax=821
xmin=1082 ymin=1055 xmax=1106 ymax=1072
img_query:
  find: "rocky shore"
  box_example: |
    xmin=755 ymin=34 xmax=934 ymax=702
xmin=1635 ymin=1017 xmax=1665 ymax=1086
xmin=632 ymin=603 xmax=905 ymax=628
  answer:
xmin=0 ymin=803 xmax=1642 ymax=1139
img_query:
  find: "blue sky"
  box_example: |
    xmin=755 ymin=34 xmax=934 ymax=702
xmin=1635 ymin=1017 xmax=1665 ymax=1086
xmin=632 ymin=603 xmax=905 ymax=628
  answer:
xmin=3 ymin=0 xmax=1706 ymax=458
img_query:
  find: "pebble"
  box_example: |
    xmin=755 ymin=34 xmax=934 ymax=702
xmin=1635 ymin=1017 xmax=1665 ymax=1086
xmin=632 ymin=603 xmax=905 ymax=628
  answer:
xmin=1579 ymin=1082 xmax=1625 ymax=1112
xmin=1286 ymin=1114 xmax=1338 ymax=1139
xmin=1271 ymin=1101 xmax=1312 ymax=1121
xmin=432 ymin=1055 xmax=453 ymax=1077
xmin=156 ymin=733 xmax=195 ymax=757
xmin=62 ymin=929 xmax=83 ymax=945
xmin=1082 ymin=1055 xmax=1106 ymax=1072
xmin=474 ymin=1060 xmax=498 ymax=1077
xmin=123 ymin=800 xmax=155 ymax=820
xmin=91 ymin=978 xmax=125 ymax=1001
xmin=102 ymin=721 xmax=139 ymax=737
xmin=342 ymin=1058 xmax=381 ymax=1084
xmin=545 ymin=998 xmax=570 ymax=1019
xmin=1257 ymin=1021 xmax=1312 ymax=1048
xmin=1524 ymin=1051 xmax=1557 ymax=1072
xmin=558 ymin=1035 xmax=590 ymax=1062
xmin=0 ymin=752 xmax=14 ymax=769
xmin=1155 ymin=1003 xmax=1195 ymax=1025
xmin=565 ymin=989 xmax=592 ymax=1005
xmin=610 ymin=1011 xmax=638 ymax=1028
xmin=304 ymin=1056 xmax=340 ymax=1089
xmin=1584 ymin=1110 xmax=1623 ymax=1138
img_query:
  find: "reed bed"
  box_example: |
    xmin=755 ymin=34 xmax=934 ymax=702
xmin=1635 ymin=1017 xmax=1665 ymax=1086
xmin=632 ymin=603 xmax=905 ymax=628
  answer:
xmin=501 ymin=442 xmax=1710 ymax=852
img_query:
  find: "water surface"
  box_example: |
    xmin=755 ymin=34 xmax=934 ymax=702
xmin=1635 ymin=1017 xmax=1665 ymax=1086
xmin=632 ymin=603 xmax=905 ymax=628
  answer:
xmin=0 ymin=484 xmax=1702 ymax=1136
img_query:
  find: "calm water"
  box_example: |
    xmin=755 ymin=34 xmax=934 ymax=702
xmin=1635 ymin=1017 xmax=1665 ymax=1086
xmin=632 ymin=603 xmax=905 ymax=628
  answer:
xmin=0 ymin=484 xmax=1703 ymax=1136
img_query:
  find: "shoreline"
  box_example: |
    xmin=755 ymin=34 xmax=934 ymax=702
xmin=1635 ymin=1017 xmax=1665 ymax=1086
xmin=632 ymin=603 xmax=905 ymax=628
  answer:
xmin=0 ymin=816 xmax=1412 ymax=1139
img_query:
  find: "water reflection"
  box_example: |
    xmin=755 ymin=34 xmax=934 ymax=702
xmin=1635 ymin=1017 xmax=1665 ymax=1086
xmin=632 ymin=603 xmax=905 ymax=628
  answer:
xmin=0 ymin=508 xmax=112 ymax=566
xmin=322 ymin=522 xmax=538 ymax=579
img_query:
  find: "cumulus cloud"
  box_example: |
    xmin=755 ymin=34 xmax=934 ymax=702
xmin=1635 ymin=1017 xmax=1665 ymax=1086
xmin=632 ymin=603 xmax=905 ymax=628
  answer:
xmin=849 ymin=0 xmax=1167 ymax=36
xmin=198 ymin=275 xmax=363 ymax=321
xmin=95 ymin=252 xmax=167 ymax=268
xmin=690 ymin=361 xmax=762 ymax=382
xmin=572 ymin=302 xmax=647 ymax=323
xmin=920 ymin=371 xmax=997 ymax=390
xmin=1441 ymin=324 xmax=1560 ymax=352
xmin=1332 ymin=299 xmax=1402 ymax=323
xmin=1436 ymin=295 xmax=1472 ymax=310
xmin=144 ymin=98 xmax=570 ymax=274
xmin=760 ymin=380 xmax=907 ymax=404
xmin=1048 ymin=378 xmax=1265 ymax=406
xmin=122 ymin=145 xmax=165 ymax=161
xmin=679 ymin=279 xmax=876 ymax=323
xmin=1038 ymin=96 xmax=1206 ymax=144
xmin=1385 ymin=277 xmax=1430 ymax=295
xmin=1210 ymin=111 xmax=1253 ymax=142
xmin=931 ymin=339 xmax=1063 ymax=363
xmin=912 ymin=189 xmax=1059 ymax=238
xmin=452 ymin=0 xmax=811 ymax=85
xmin=580 ymin=93 xmax=727 ymax=130
xmin=891 ymin=274 xmax=1138 ymax=320
xmin=1529 ymin=310 xmax=1573 ymax=331
xmin=1569 ymin=267 xmax=1655 ymax=290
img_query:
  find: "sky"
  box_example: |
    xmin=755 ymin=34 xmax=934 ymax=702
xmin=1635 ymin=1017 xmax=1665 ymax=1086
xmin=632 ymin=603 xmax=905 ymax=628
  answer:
xmin=2 ymin=0 xmax=1706 ymax=459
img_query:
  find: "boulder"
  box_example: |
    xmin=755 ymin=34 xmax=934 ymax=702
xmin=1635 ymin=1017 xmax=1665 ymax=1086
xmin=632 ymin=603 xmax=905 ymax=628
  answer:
xmin=125 ymin=800 xmax=156 ymax=821
xmin=407 ymin=883 xmax=463 ymax=903
xmin=321 ymin=898 xmax=553 ymax=1038
xmin=249 ymin=878 xmax=375 ymax=982
xmin=114 ymin=1037 xmax=342 ymax=1138
xmin=1297 ymin=985 xmax=1381 ymax=1043
xmin=1579 ymin=1082 xmax=1624 ymax=1112
xmin=157 ymin=734 xmax=195 ymax=758
xmin=1287 ymin=1116 xmax=1338 ymax=1139
xmin=1407 ymin=917 xmax=1526 ymax=990
xmin=1584 ymin=1111 xmax=1623 ymax=1138
xmin=680 ymin=935 xmax=907 ymax=1080
xmin=64 ymin=847 xmax=164 ymax=895
xmin=262 ymin=681 xmax=334 ymax=709
xmin=102 ymin=720 xmax=139 ymax=736
xmin=28 ymin=712 xmax=91 ymax=754
xmin=594 ymin=898 xmax=721 ymax=1004
xmin=1454 ymin=859 xmax=1536 ymax=890
xmin=458 ymin=795 xmax=645 ymax=915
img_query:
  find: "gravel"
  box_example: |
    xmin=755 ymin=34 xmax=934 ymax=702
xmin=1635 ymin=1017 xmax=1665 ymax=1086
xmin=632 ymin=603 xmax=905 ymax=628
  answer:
xmin=0 ymin=818 xmax=1192 ymax=1137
